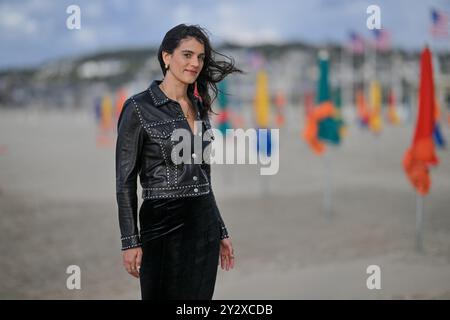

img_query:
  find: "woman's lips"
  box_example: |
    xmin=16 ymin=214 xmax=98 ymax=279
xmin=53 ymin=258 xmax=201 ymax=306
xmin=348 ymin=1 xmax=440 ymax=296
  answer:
xmin=185 ymin=70 xmax=198 ymax=75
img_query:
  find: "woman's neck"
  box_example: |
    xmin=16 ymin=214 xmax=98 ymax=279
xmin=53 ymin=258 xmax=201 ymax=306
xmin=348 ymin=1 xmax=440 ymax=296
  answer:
xmin=159 ymin=75 xmax=189 ymax=102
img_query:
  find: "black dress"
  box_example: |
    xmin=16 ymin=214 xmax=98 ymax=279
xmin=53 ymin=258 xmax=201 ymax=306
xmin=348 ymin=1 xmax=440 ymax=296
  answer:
xmin=138 ymin=192 xmax=220 ymax=300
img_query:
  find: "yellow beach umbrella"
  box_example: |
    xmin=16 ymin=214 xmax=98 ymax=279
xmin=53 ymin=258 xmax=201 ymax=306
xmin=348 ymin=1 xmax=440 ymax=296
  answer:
xmin=369 ymin=80 xmax=383 ymax=133
xmin=254 ymin=69 xmax=271 ymax=128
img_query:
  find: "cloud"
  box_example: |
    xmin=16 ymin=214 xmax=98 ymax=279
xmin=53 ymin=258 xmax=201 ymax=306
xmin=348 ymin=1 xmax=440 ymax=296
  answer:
xmin=173 ymin=3 xmax=193 ymax=23
xmin=83 ymin=2 xmax=103 ymax=19
xmin=0 ymin=6 xmax=38 ymax=35
xmin=72 ymin=28 xmax=99 ymax=47
xmin=218 ymin=24 xmax=283 ymax=45
xmin=0 ymin=0 xmax=449 ymax=70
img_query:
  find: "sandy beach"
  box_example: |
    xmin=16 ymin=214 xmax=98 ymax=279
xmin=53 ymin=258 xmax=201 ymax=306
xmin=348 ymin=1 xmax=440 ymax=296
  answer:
xmin=1 ymin=107 xmax=449 ymax=299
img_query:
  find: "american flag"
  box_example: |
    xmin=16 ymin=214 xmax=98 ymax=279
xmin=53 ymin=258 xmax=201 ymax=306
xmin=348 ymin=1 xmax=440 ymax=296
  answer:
xmin=430 ymin=8 xmax=449 ymax=38
xmin=372 ymin=29 xmax=390 ymax=52
xmin=247 ymin=50 xmax=265 ymax=69
xmin=347 ymin=31 xmax=365 ymax=54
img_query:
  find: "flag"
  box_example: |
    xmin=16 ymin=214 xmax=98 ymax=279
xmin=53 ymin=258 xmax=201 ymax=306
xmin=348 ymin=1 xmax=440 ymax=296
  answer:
xmin=347 ymin=31 xmax=365 ymax=54
xmin=403 ymin=47 xmax=439 ymax=195
xmin=430 ymin=8 xmax=449 ymax=38
xmin=247 ymin=50 xmax=266 ymax=69
xmin=372 ymin=29 xmax=390 ymax=52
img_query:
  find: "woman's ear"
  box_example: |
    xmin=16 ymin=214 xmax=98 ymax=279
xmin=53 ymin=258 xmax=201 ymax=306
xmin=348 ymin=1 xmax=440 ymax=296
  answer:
xmin=162 ymin=51 xmax=171 ymax=66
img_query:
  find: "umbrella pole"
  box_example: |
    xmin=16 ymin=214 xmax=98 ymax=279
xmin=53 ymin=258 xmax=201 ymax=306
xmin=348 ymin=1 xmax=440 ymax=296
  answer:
xmin=259 ymin=128 xmax=272 ymax=197
xmin=415 ymin=194 xmax=424 ymax=253
xmin=324 ymin=149 xmax=332 ymax=221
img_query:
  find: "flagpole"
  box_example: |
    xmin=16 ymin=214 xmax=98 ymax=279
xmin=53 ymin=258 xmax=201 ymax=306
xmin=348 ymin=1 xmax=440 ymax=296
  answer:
xmin=390 ymin=52 xmax=396 ymax=122
xmin=261 ymin=156 xmax=269 ymax=196
xmin=415 ymin=33 xmax=426 ymax=253
xmin=395 ymin=53 xmax=404 ymax=119
xmin=364 ymin=35 xmax=369 ymax=103
xmin=350 ymin=49 xmax=354 ymax=111
xmin=415 ymin=194 xmax=424 ymax=252
xmin=341 ymin=44 xmax=353 ymax=112
xmin=227 ymin=132 xmax=236 ymax=193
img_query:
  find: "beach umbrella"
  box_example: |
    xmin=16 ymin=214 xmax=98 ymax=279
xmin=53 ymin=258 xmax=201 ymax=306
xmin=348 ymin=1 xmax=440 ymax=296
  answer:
xmin=115 ymin=88 xmax=127 ymax=123
xmin=256 ymin=129 xmax=272 ymax=157
xmin=303 ymin=51 xmax=342 ymax=219
xmin=402 ymin=46 xmax=439 ymax=251
xmin=254 ymin=69 xmax=273 ymax=157
xmin=95 ymin=94 xmax=115 ymax=148
xmin=369 ymin=80 xmax=383 ymax=134
xmin=94 ymin=97 xmax=102 ymax=125
xmin=433 ymin=123 xmax=446 ymax=148
xmin=387 ymin=89 xmax=401 ymax=125
xmin=332 ymin=87 xmax=347 ymax=137
xmin=254 ymin=69 xmax=275 ymax=195
xmin=303 ymin=51 xmax=341 ymax=154
xmin=254 ymin=69 xmax=270 ymax=129
xmin=274 ymin=90 xmax=286 ymax=127
xmin=433 ymin=97 xmax=446 ymax=148
xmin=355 ymin=89 xmax=370 ymax=127
xmin=100 ymin=95 xmax=113 ymax=131
xmin=218 ymin=79 xmax=229 ymax=107
xmin=303 ymin=90 xmax=315 ymax=118
xmin=217 ymin=79 xmax=232 ymax=135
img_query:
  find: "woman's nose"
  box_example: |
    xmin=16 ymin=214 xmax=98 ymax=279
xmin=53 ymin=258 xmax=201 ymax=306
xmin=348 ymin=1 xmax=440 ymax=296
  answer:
xmin=191 ymin=59 xmax=200 ymax=68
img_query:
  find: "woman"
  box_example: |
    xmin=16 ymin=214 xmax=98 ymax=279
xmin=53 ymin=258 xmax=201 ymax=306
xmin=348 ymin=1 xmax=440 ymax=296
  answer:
xmin=115 ymin=24 xmax=242 ymax=300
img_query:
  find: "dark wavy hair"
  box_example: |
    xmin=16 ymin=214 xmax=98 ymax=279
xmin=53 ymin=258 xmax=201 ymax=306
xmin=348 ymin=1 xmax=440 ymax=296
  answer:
xmin=157 ymin=24 xmax=242 ymax=118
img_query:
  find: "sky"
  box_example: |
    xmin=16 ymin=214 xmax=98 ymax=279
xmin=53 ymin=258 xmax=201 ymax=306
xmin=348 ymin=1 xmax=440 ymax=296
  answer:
xmin=0 ymin=0 xmax=449 ymax=70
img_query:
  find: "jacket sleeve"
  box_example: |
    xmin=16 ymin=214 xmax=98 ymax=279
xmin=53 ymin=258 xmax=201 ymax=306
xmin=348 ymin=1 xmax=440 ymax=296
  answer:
xmin=204 ymin=162 xmax=230 ymax=240
xmin=115 ymin=99 xmax=144 ymax=250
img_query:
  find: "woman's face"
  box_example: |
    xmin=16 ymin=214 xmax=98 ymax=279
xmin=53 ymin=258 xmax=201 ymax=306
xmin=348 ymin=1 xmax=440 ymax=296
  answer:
xmin=163 ymin=37 xmax=205 ymax=85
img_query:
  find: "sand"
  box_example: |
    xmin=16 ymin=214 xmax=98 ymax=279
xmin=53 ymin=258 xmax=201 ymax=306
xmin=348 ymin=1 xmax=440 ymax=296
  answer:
xmin=0 ymin=107 xmax=449 ymax=299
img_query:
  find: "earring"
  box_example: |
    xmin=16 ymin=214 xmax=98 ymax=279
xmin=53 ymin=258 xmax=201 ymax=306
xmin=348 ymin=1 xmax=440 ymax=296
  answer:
xmin=165 ymin=64 xmax=169 ymax=70
xmin=194 ymin=81 xmax=199 ymax=97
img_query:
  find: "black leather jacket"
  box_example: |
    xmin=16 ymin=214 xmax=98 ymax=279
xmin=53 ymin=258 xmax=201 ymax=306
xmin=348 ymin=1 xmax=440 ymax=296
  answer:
xmin=116 ymin=80 xmax=229 ymax=250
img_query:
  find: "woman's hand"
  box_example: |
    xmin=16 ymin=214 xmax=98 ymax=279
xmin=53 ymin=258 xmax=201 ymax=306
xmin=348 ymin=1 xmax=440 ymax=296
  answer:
xmin=219 ymin=238 xmax=234 ymax=271
xmin=122 ymin=247 xmax=142 ymax=278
